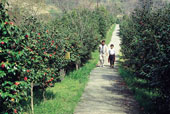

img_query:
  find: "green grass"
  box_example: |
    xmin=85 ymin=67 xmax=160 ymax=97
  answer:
xmin=26 ymin=24 xmax=116 ymax=114
xmin=106 ymin=24 xmax=116 ymax=45
xmin=30 ymin=51 xmax=99 ymax=114
xmin=118 ymin=65 xmax=160 ymax=113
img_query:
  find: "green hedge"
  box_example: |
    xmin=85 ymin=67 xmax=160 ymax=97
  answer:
xmin=0 ymin=2 xmax=114 ymax=114
xmin=119 ymin=4 xmax=170 ymax=114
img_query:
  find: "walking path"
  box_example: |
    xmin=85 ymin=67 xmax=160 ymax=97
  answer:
xmin=74 ymin=25 xmax=140 ymax=114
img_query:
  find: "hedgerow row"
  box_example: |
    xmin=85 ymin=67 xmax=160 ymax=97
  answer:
xmin=119 ymin=3 xmax=170 ymax=114
xmin=0 ymin=2 xmax=114 ymax=114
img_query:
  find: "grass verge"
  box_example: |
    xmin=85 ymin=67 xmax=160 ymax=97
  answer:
xmin=118 ymin=64 xmax=160 ymax=114
xmin=106 ymin=24 xmax=116 ymax=45
xmin=32 ymin=51 xmax=99 ymax=114
xmin=28 ymin=24 xmax=116 ymax=114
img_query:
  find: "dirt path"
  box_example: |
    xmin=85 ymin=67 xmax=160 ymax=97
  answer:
xmin=74 ymin=24 xmax=140 ymax=114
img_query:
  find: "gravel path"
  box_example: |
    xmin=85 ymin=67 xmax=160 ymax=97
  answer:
xmin=74 ymin=25 xmax=140 ymax=114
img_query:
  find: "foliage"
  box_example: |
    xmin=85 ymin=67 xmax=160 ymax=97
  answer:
xmin=26 ymin=23 xmax=115 ymax=114
xmin=0 ymin=2 xmax=29 ymax=114
xmin=0 ymin=2 xmax=114 ymax=113
xmin=33 ymin=50 xmax=99 ymax=114
xmin=119 ymin=4 xmax=170 ymax=114
xmin=118 ymin=65 xmax=159 ymax=114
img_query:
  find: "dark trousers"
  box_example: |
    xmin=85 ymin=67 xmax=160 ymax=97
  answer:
xmin=109 ymin=55 xmax=115 ymax=66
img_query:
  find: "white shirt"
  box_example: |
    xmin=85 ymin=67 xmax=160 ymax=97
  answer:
xmin=109 ymin=48 xmax=115 ymax=55
xmin=99 ymin=44 xmax=107 ymax=54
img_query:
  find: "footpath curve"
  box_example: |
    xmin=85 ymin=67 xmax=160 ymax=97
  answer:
xmin=74 ymin=24 xmax=140 ymax=114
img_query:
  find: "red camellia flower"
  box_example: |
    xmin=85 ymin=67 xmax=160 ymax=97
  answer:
xmin=46 ymin=30 xmax=49 ymax=33
xmin=25 ymin=35 xmax=29 ymax=38
xmin=51 ymin=43 xmax=53 ymax=46
xmin=24 ymin=77 xmax=28 ymax=81
xmin=53 ymin=52 xmax=56 ymax=55
xmin=9 ymin=22 xmax=13 ymax=25
xmin=38 ymin=33 xmax=40 ymax=35
xmin=140 ymin=21 xmax=144 ymax=25
xmin=1 ymin=64 xmax=5 ymax=68
xmin=43 ymin=43 xmax=45 ymax=45
xmin=14 ymin=109 xmax=17 ymax=113
xmin=13 ymin=91 xmax=17 ymax=94
xmin=5 ymin=22 xmax=8 ymax=24
xmin=52 ymin=40 xmax=54 ymax=43
xmin=1 ymin=41 xmax=5 ymax=45
xmin=56 ymin=45 xmax=58 ymax=49
xmin=27 ymin=70 xmax=30 ymax=73
xmin=15 ymin=82 xmax=20 ymax=86
xmin=49 ymin=54 xmax=52 ymax=57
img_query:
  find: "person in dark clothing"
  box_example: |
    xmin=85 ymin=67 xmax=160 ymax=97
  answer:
xmin=108 ymin=44 xmax=115 ymax=68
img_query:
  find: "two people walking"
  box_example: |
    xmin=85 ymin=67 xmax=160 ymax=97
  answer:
xmin=99 ymin=40 xmax=115 ymax=68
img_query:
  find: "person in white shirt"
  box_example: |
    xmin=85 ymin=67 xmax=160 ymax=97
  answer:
xmin=99 ymin=40 xmax=108 ymax=67
xmin=108 ymin=44 xmax=115 ymax=68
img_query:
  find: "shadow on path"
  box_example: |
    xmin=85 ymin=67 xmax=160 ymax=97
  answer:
xmin=74 ymin=25 xmax=140 ymax=114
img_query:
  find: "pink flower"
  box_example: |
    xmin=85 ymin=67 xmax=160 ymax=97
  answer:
xmin=53 ymin=52 xmax=56 ymax=55
xmin=10 ymin=22 xmax=14 ymax=25
xmin=25 ymin=35 xmax=29 ymax=38
xmin=1 ymin=64 xmax=5 ymax=68
xmin=1 ymin=42 xmax=5 ymax=45
xmin=24 ymin=77 xmax=28 ymax=81
xmin=14 ymin=109 xmax=17 ymax=113
xmin=5 ymin=22 xmax=8 ymax=24
xmin=15 ymin=82 xmax=20 ymax=86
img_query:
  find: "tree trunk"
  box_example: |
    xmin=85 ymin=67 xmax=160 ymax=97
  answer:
xmin=43 ymin=89 xmax=46 ymax=101
xmin=31 ymin=82 xmax=34 ymax=114
xmin=76 ymin=64 xmax=79 ymax=70
xmin=60 ymin=69 xmax=65 ymax=81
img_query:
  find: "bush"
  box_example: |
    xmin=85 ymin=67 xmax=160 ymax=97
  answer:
xmin=0 ymin=2 xmax=114 ymax=114
xmin=120 ymin=4 xmax=170 ymax=114
xmin=0 ymin=3 xmax=29 ymax=113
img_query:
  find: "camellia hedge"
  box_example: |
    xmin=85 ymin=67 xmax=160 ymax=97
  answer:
xmin=120 ymin=4 xmax=170 ymax=114
xmin=0 ymin=2 xmax=114 ymax=114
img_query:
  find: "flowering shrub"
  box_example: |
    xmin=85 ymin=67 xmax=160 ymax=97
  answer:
xmin=0 ymin=2 xmax=114 ymax=113
xmin=0 ymin=3 xmax=29 ymax=113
